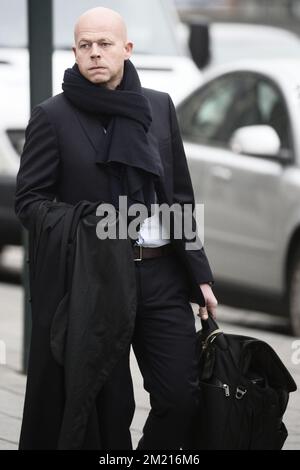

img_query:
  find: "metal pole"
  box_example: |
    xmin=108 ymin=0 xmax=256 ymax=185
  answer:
xmin=23 ymin=0 xmax=53 ymax=373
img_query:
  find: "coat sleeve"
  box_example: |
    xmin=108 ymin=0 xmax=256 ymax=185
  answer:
xmin=15 ymin=105 xmax=61 ymax=230
xmin=168 ymin=94 xmax=214 ymax=285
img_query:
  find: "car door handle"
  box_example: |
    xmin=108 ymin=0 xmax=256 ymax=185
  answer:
xmin=210 ymin=166 xmax=232 ymax=181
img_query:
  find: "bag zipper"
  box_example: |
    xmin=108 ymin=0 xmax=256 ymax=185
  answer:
xmin=222 ymin=383 xmax=230 ymax=397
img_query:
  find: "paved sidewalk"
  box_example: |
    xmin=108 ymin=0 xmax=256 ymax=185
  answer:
xmin=0 ymin=281 xmax=299 ymax=450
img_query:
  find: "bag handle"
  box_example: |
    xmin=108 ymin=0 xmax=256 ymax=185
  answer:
xmin=202 ymin=329 xmax=223 ymax=350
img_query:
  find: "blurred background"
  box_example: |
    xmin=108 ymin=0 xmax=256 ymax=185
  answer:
xmin=0 ymin=0 xmax=299 ymax=450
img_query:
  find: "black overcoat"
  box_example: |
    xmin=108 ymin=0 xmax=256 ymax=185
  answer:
xmin=15 ymin=87 xmax=214 ymax=449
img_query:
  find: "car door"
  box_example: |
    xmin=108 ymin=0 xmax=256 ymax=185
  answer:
xmin=178 ymin=72 xmax=293 ymax=291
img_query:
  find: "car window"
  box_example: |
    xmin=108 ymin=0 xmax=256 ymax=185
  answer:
xmin=0 ymin=0 xmax=27 ymax=48
xmin=251 ymin=78 xmax=292 ymax=151
xmin=225 ymin=73 xmax=292 ymax=152
xmin=0 ymin=0 xmax=180 ymax=56
xmin=54 ymin=0 xmax=179 ymax=56
xmin=179 ymin=71 xmax=292 ymax=153
xmin=178 ymin=74 xmax=244 ymax=145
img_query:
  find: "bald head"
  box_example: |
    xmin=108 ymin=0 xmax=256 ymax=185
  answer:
xmin=72 ymin=7 xmax=133 ymax=89
xmin=74 ymin=7 xmax=128 ymax=45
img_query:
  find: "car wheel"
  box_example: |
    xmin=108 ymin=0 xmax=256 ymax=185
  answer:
xmin=288 ymin=247 xmax=300 ymax=336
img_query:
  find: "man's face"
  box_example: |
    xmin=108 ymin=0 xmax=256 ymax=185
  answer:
xmin=73 ymin=27 xmax=133 ymax=89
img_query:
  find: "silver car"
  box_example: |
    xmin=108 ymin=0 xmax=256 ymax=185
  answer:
xmin=177 ymin=59 xmax=300 ymax=336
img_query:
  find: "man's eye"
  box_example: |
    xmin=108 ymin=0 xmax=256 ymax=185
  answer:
xmin=80 ymin=44 xmax=90 ymax=49
xmin=101 ymin=43 xmax=111 ymax=47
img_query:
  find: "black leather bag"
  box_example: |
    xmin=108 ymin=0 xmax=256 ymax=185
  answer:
xmin=190 ymin=316 xmax=297 ymax=450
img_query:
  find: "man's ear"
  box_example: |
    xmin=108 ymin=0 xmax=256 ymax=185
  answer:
xmin=124 ymin=41 xmax=133 ymax=60
xmin=72 ymin=46 xmax=77 ymax=62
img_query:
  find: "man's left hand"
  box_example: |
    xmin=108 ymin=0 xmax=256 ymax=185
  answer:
xmin=198 ymin=284 xmax=218 ymax=320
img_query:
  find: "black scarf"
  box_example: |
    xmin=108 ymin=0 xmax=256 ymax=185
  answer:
xmin=62 ymin=60 xmax=164 ymax=215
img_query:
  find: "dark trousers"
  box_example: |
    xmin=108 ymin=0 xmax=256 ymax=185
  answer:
xmin=96 ymin=253 xmax=199 ymax=450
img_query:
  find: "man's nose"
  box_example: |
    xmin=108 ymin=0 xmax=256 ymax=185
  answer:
xmin=90 ymin=43 xmax=101 ymax=59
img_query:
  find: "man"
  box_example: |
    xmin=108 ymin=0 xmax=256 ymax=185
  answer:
xmin=16 ymin=7 xmax=217 ymax=450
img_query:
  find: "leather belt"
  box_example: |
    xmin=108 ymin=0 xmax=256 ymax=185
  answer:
xmin=133 ymin=244 xmax=173 ymax=261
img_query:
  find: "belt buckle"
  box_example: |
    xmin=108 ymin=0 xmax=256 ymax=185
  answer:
xmin=134 ymin=244 xmax=143 ymax=262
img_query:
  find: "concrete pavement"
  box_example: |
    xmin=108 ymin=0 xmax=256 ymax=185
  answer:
xmin=0 ymin=264 xmax=299 ymax=450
